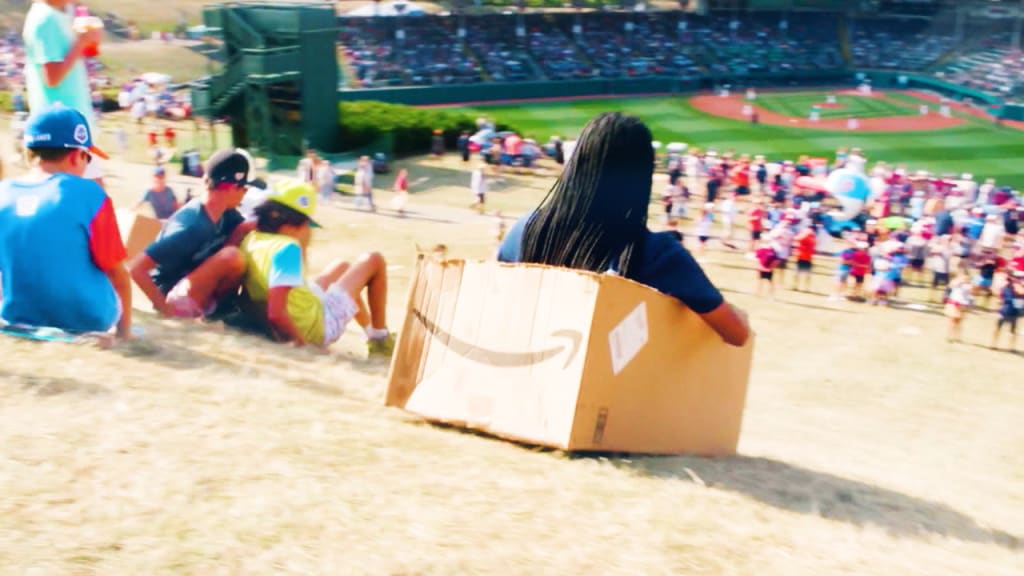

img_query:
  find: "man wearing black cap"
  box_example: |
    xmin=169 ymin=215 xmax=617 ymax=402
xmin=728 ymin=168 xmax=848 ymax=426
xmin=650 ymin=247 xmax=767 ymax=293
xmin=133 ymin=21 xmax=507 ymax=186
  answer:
xmin=129 ymin=150 xmax=256 ymax=318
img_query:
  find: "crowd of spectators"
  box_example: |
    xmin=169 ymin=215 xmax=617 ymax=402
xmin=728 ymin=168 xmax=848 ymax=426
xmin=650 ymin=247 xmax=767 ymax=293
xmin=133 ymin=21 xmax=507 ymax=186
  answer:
xmin=850 ymin=19 xmax=957 ymax=71
xmin=935 ymin=34 xmax=1024 ymax=99
xmin=336 ymin=11 xmax=850 ymax=87
xmin=700 ymin=13 xmax=843 ymax=76
xmin=338 ymin=17 xmax=483 ymax=87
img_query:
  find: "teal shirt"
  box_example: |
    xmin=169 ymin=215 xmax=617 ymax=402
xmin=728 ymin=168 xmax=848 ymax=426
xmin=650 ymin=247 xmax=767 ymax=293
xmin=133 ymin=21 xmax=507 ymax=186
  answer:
xmin=22 ymin=2 xmax=93 ymax=123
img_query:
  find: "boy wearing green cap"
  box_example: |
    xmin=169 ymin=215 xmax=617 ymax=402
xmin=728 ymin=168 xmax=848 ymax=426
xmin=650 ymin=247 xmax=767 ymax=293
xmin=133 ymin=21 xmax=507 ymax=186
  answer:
xmin=240 ymin=178 xmax=394 ymax=355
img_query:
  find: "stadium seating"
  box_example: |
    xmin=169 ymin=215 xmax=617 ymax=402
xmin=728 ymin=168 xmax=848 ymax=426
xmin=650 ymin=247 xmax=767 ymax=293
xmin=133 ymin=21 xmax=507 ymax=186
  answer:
xmin=850 ymin=19 xmax=957 ymax=71
xmin=934 ymin=34 xmax=1024 ymax=99
xmin=698 ymin=13 xmax=843 ymax=75
xmin=338 ymin=17 xmax=484 ymax=87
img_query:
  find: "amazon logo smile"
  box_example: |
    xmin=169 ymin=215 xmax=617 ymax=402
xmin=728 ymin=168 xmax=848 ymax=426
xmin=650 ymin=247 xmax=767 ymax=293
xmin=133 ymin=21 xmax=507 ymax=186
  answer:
xmin=413 ymin=310 xmax=583 ymax=369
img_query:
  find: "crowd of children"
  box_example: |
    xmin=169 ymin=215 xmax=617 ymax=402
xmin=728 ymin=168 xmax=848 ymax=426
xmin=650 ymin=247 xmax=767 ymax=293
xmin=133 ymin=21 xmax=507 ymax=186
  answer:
xmin=662 ymin=146 xmax=1023 ymax=353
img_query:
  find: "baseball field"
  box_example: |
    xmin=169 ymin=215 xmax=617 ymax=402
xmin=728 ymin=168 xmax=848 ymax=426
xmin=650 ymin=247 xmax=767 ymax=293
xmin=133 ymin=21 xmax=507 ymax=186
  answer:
xmin=454 ymin=90 xmax=1024 ymax=188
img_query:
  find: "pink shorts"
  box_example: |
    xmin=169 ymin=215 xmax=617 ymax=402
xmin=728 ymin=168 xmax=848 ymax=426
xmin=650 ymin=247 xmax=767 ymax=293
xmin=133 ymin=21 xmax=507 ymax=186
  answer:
xmin=311 ymin=284 xmax=358 ymax=345
xmin=166 ymin=280 xmax=217 ymax=318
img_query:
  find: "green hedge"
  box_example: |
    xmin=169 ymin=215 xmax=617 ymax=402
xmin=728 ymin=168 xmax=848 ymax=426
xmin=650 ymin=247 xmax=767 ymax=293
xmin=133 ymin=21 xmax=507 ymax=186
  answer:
xmin=337 ymin=100 xmax=517 ymax=157
xmin=0 ymin=88 xmax=121 ymax=113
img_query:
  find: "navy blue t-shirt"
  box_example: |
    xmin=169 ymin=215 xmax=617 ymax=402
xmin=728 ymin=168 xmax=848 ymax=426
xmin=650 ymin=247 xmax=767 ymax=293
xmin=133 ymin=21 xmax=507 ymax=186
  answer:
xmin=145 ymin=199 xmax=243 ymax=293
xmin=1000 ymin=284 xmax=1021 ymax=318
xmin=934 ymin=210 xmax=953 ymax=237
xmin=498 ymin=215 xmax=724 ymax=314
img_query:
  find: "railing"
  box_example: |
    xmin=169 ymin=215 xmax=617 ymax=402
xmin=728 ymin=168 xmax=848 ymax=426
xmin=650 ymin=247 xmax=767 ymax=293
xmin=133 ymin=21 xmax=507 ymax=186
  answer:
xmin=225 ymin=8 xmax=265 ymax=49
xmin=241 ymin=46 xmax=302 ymax=79
xmin=211 ymin=56 xmax=244 ymax=95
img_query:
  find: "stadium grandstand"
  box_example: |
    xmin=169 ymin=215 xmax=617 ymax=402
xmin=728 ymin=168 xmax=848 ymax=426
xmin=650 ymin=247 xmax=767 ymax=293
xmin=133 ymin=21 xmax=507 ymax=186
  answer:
xmin=334 ymin=0 xmax=1024 ymax=104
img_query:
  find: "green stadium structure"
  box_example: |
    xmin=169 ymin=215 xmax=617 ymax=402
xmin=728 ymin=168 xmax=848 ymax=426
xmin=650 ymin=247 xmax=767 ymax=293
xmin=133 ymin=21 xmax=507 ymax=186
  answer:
xmin=190 ymin=2 xmax=339 ymax=158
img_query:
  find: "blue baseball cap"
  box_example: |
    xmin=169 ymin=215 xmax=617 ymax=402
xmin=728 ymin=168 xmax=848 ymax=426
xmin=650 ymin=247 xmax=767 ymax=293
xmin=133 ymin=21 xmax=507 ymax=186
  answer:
xmin=23 ymin=104 xmax=108 ymax=160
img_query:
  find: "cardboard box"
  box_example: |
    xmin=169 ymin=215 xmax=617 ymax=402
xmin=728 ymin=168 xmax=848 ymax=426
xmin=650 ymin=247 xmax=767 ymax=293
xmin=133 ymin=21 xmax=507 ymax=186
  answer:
xmin=386 ymin=258 xmax=754 ymax=456
xmin=115 ymin=209 xmax=163 ymax=260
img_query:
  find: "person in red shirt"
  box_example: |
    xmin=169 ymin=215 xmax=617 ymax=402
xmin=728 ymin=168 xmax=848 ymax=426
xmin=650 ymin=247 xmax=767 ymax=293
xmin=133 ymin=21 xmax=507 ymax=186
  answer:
xmin=747 ymin=200 xmax=765 ymax=253
xmin=849 ymin=242 xmax=873 ymax=300
xmin=731 ymin=160 xmax=751 ymax=196
xmin=1010 ymin=244 xmax=1024 ymax=274
xmin=793 ymin=225 xmax=817 ymax=292
xmin=754 ymin=239 xmax=778 ymax=298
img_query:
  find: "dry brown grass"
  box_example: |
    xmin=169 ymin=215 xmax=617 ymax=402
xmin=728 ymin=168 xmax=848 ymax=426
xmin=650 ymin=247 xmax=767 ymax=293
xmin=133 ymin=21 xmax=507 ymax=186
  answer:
xmin=98 ymin=40 xmax=214 ymax=85
xmin=0 ymin=140 xmax=1022 ymax=574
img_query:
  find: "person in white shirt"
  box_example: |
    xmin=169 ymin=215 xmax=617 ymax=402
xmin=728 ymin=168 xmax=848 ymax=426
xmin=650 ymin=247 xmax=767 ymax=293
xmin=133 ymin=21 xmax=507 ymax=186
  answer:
xmin=470 ymin=164 xmax=487 ymax=214
xmin=720 ymin=192 xmax=737 ymax=242
xmin=316 ymin=157 xmax=335 ymax=203
xmin=352 ymin=155 xmax=375 ymax=212
xmin=296 ymin=149 xmax=316 ymax=183
xmin=977 ymin=178 xmax=995 ymax=206
xmin=979 ymin=214 xmax=1005 ymax=250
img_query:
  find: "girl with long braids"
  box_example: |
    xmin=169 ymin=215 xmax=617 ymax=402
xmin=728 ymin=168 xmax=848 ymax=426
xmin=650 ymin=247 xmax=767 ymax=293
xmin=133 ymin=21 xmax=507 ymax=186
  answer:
xmin=497 ymin=112 xmax=750 ymax=346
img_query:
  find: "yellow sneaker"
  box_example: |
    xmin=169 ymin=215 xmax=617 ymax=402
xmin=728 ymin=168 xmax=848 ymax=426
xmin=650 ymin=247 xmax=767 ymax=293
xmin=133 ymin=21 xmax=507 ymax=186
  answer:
xmin=367 ymin=333 xmax=396 ymax=357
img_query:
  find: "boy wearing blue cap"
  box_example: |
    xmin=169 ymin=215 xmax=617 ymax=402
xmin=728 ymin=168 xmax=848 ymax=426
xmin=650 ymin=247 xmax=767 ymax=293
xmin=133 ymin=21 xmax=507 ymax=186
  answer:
xmin=0 ymin=104 xmax=131 ymax=337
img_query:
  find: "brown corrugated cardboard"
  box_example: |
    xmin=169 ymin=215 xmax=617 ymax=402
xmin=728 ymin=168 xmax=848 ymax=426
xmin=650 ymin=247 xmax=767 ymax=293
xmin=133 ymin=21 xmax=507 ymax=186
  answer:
xmin=115 ymin=209 xmax=162 ymax=260
xmin=386 ymin=258 xmax=754 ymax=456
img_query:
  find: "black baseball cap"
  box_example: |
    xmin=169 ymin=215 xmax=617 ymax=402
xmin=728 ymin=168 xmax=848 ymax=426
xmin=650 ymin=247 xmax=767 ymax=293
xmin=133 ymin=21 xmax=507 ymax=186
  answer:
xmin=205 ymin=149 xmax=253 ymax=187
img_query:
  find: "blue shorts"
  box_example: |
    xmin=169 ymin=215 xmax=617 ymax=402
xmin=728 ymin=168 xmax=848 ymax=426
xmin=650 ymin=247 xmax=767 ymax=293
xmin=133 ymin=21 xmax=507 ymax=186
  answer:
xmin=836 ymin=267 xmax=851 ymax=282
xmin=975 ymin=276 xmax=994 ymax=289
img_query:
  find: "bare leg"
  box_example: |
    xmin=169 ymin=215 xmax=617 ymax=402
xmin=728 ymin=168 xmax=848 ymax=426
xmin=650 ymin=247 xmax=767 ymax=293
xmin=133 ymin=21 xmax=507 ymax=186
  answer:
xmin=182 ymin=246 xmax=247 ymax=311
xmin=335 ymin=252 xmax=388 ymax=330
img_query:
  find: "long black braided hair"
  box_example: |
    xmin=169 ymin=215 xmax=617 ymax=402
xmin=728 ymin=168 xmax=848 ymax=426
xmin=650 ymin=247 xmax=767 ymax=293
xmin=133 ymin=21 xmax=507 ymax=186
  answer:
xmin=519 ymin=112 xmax=654 ymax=278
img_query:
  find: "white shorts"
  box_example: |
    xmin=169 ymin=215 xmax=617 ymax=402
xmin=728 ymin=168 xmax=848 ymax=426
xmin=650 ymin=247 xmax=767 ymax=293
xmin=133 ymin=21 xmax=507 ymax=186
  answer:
xmin=311 ymin=284 xmax=358 ymax=345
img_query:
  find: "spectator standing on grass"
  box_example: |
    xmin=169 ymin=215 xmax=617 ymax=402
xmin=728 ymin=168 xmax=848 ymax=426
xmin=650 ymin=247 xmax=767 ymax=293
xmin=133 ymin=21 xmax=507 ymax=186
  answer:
xmin=470 ymin=162 xmax=487 ymax=214
xmin=706 ymin=166 xmax=722 ymax=204
xmin=430 ymin=129 xmax=444 ymax=158
xmin=497 ymin=113 xmax=749 ymax=347
xmin=297 ymin=149 xmax=316 ymax=184
xmin=391 ymin=168 xmax=409 ymax=217
xmin=457 ymin=131 xmax=470 ymax=162
xmin=353 ymin=155 xmax=376 ymax=212
xmin=793 ymin=224 xmax=816 ymax=292
xmin=754 ymin=239 xmax=778 ymax=298
xmin=929 ymin=235 xmax=953 ymax=301
xmin=991 ymin=272 xmax=1023 ymax=352
xmin=0 ymin=105 xmax=131 ymax=338
xmin=23 ymin=0 xmax=105 ymax=188
xmin=134 ymin=166 xmax=178 ymax=220
xmin=746 ymin=199 xmax=764 ymax=254
xmin=849 ymin=241 xmax=873 ymax=300
xmin=316 ymin=157 xmax=335 ymax=204
xmin=945 ymin=275 xmax=972 ymax=342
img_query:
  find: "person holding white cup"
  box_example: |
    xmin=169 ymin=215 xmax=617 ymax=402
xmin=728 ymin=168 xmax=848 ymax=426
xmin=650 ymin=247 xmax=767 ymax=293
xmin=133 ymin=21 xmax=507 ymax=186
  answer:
xmin=23 ymin=1 xmax=105 ymax=187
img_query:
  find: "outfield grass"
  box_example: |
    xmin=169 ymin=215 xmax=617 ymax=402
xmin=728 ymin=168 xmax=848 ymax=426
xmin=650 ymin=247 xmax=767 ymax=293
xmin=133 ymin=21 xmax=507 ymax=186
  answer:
xmin=454 ymin=93 xmax=1024 ymax=188
xmin=755 ymin=92 xmax=917 ymax=120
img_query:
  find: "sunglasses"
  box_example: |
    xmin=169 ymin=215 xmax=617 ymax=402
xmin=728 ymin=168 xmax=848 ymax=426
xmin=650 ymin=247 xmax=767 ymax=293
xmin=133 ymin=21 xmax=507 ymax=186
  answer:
xmin=79 ymin=149 xmax=92 ymax=165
